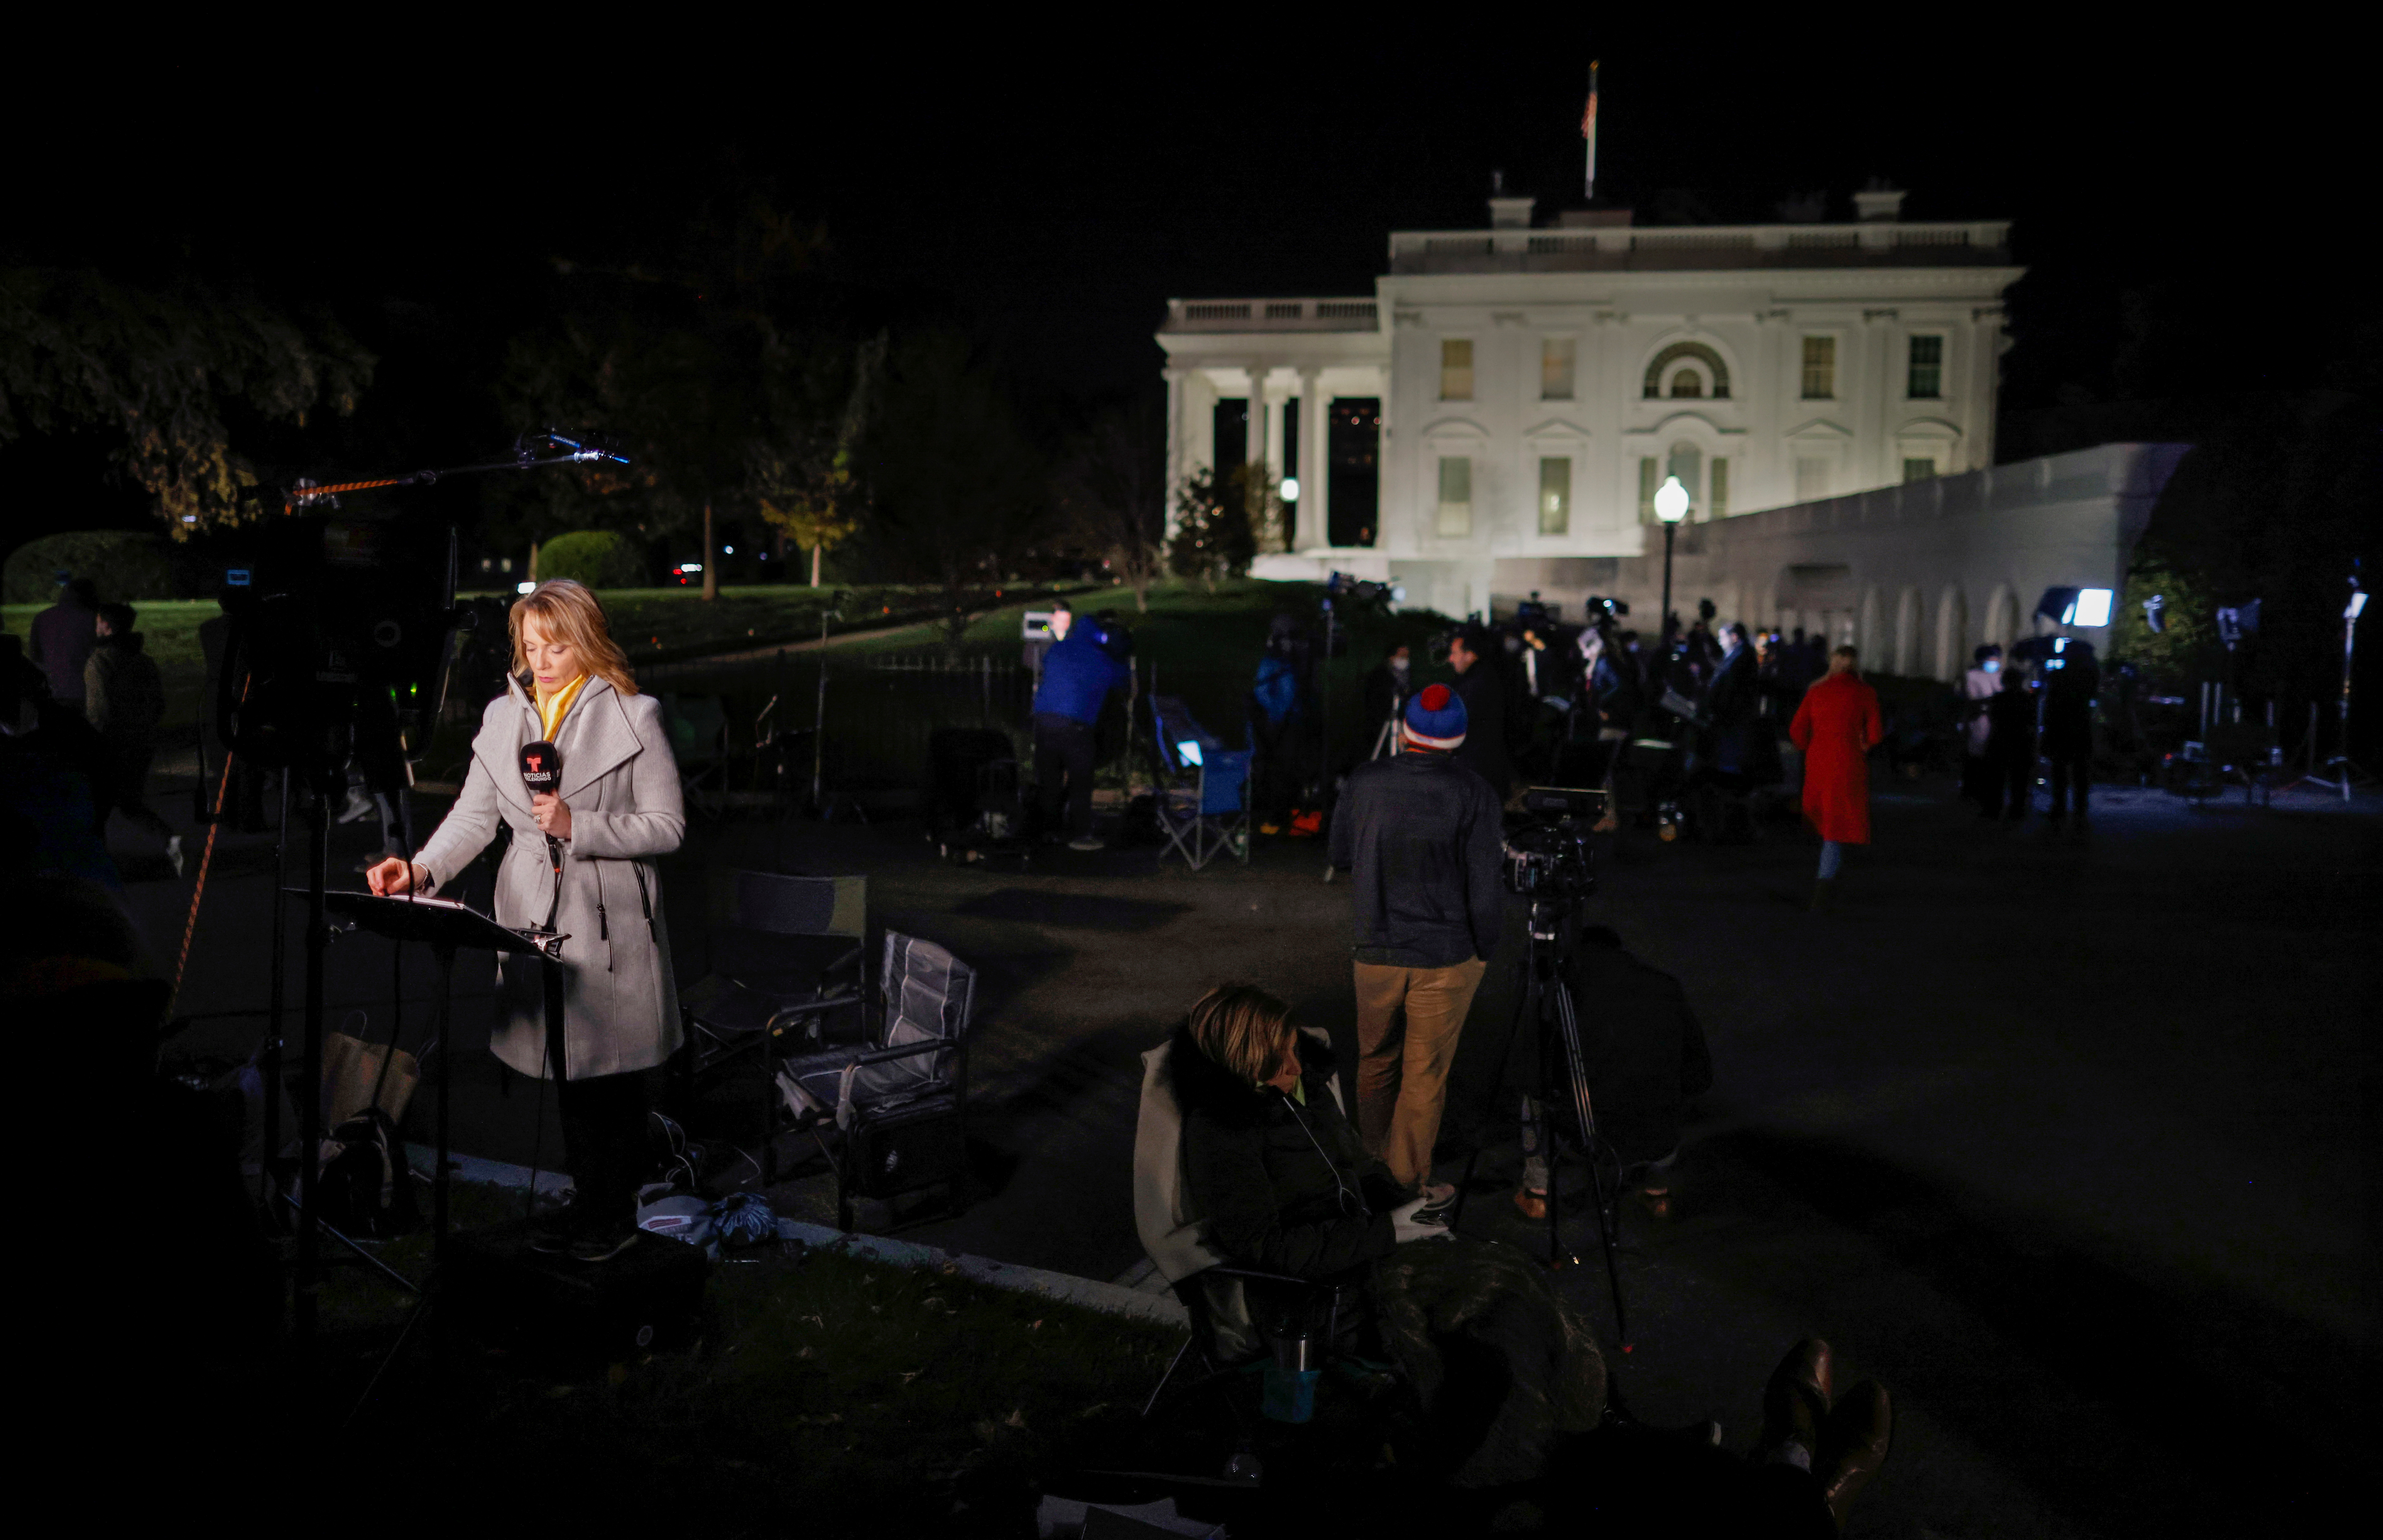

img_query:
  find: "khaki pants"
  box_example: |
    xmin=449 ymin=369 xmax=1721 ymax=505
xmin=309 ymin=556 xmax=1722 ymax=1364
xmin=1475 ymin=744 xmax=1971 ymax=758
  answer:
xmin=1353 ymin=957 xmax=1488 ymax=1190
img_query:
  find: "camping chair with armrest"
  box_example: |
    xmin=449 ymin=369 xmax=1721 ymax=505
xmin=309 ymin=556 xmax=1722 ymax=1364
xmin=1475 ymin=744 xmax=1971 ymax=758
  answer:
xmin=676 ymin=869 xmax=868 ymax=1181
xmin=767 ymin=931 xmax=978 ymax=1230
xmin=1132 ymin=1029 xmax=1373 ymax=1420
xmin=1150 ymin=696 xmax=1252 ymax=872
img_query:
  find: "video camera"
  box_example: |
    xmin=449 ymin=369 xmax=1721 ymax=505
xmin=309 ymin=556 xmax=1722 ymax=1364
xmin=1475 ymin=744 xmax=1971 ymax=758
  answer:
xmin=216 ymin=511 xmax=464 ymax=798
xmin=1502 ymin=785 xmax=1604 ymax=904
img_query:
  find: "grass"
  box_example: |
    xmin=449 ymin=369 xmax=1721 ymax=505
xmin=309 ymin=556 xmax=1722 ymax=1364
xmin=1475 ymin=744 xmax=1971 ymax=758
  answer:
xmin=9 ymin=577 xmax=1461 ymax=780
xmin=309 ymin=1186 xmax=1183 ymax=1530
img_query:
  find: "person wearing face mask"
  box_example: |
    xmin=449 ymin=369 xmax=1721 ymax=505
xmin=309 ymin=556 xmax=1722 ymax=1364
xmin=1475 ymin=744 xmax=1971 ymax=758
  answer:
xmin=364 ymin=579 xmax=684 ymax=1263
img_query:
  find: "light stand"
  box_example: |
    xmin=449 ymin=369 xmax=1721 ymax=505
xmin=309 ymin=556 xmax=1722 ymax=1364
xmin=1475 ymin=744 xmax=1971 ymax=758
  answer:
xmin=1653 ymin=476 xmax=1689 ymax=642
xmin=2305 ymin=580 xmax=2369 ymax=800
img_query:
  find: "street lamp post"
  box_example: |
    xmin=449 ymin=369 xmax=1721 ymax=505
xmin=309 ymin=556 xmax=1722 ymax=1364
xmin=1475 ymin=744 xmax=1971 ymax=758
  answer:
xmin=1653 ymin=474 xmax=1690 ymax=644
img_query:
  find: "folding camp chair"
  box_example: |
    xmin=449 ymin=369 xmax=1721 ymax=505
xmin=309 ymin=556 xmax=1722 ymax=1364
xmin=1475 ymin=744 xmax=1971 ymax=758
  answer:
xmin=768 ymin=932 xmax=978 ymax=1230
xmin=676 ymin=869 xmax=868 ymax=1181
xmin=1150 ymin=696 xmax=1251 ymax=871
xmin=1132 ymin=1030 xmax=1367 ymax=1416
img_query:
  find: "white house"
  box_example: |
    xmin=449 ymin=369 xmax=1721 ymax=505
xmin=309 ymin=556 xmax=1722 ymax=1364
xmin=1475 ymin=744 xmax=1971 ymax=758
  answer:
xmin=1159 ymin=187 xmax=2050 ymax=657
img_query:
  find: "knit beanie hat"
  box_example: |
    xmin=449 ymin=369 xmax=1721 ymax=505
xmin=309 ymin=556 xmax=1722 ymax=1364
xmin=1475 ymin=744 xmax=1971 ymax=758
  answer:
xmin=1403 ymin=682 xmax=1467 ymax=750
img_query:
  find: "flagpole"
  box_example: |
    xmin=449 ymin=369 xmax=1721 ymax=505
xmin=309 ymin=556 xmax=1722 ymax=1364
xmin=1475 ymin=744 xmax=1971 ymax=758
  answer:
xmin=1583 ymin=59 xmax=1600 ymax=200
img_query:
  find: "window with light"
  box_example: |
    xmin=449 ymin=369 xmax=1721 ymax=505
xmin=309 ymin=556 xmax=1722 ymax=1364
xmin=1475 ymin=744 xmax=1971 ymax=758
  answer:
xmin=1538 ymin=458 xmax=1571 ymax=535
xmin=1440 ymin=339 xmax=1474 ymax=401
xmin=1801 ymin=336 xmax=1836 ymax=399
xmin=1541 ymin=338 xmax=1576 ymax=400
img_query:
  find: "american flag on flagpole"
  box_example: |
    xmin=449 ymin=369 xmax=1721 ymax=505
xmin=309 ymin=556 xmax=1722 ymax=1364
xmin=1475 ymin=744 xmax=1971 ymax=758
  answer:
xmin=1582 ymin=60 xmax=1600 ymax=200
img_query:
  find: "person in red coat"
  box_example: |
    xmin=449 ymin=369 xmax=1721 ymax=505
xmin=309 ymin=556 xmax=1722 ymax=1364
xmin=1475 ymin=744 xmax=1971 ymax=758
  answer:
xmin=1789 ymin=645 xmax=1884 ymax=907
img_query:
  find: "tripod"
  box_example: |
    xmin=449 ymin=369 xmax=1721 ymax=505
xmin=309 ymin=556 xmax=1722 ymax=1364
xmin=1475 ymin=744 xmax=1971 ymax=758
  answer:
xmin=1455 ymin=897 xmax=1630 ymax=1351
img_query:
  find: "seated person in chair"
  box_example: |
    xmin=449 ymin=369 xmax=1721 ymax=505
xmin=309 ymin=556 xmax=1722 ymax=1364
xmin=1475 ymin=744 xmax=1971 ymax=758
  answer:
xmin=1169 ymin=985 xmax=1605 ymax=1488
xmin=1169 ymin=984 xmax=1427 ymax=1283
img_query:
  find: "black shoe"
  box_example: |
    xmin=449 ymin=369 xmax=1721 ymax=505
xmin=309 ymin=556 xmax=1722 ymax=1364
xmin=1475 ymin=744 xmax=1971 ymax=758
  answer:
xmin=568 ymin=1226 xmax=639 ymax=1264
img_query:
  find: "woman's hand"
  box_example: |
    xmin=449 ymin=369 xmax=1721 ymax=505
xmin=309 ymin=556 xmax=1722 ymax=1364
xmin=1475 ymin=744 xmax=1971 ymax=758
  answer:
xmin=532 ymin=791 xmax=572 ymax=841
xmin=366 ymin=858 xmax=427 ymax=896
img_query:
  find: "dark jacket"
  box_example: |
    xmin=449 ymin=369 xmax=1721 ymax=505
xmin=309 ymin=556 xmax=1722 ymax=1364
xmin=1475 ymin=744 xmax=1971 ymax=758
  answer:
xmin=2041 ymin=663 xmax=2098 ymax=757
xmin=1170 ymin=1024 xmax=1399 ymax=1279
xmin=1450 ymin=663 xmax=1514 ymax=797
xmin=1030 ymin=628 xmax=1126 ymax=725
xmin=84 ymin=633 xmax=166 ymax=748
xmin=1984 ymin=681 xmax=2036 ymax=765
xmin=1328 ymin=751 xmax=1504 ymax=967
xmin=29 ymin=599 xmax=99 ymax=704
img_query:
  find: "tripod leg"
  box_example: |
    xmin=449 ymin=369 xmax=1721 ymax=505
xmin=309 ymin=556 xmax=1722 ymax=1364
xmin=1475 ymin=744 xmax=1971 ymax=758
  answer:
xmin=1553 ymin=977 xmax=1628 ymax=1348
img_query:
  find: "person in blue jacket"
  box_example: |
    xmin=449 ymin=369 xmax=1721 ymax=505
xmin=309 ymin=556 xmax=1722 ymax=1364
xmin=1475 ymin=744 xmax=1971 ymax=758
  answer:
xmin=1032 ymin=616 xmax=1127 ymax=849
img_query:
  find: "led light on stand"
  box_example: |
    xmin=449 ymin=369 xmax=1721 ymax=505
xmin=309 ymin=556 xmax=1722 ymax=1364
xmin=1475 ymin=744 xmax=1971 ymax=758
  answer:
xmin=2070 ymin=588 xmax=2114 ymax=627
xmin=1177 ymin=740 xmax=1204 ymax=768
xmin=723 ymin=545 xmax=734 ymax=554
xmin=516 ymin=581 xmax=537 ymax=595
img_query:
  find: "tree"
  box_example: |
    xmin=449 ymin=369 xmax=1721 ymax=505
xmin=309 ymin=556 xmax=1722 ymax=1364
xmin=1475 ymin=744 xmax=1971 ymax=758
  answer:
xmin=1233 ymin=461 xmax=1287 ymax=554
xmin=753 ymin=333 xmax=885 ymax=587
xmin=500 ymin=198 xmax=840 ymax=599
xmin=0 ymin=267 xmax=372 ymax=535
xmin=1055 ymin=394 xmax=1167 ymax=611
xmin=1167 ymin=465 xmax=1256 ymax=590
xmin=857 ymin=331 xmax=1042 ymax=647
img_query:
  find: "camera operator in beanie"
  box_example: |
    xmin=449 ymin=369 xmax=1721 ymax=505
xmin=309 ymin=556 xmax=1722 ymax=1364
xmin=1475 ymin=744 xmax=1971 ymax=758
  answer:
xmin=1327 ymin=682 xmax=1503 ymax=1198
xmin=1031 ymin=609 xmax=1126 ymax=850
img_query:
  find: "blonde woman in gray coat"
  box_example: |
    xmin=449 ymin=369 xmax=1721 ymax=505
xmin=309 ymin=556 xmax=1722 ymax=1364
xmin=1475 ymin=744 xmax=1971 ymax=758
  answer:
xmin=367 ymin=579 xmax=683 ymax=1262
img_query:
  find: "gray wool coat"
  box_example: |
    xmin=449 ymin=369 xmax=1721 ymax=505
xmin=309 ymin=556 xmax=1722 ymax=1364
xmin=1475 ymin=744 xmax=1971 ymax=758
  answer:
xmin=414 ymin=675 xmax=684 ymax=1080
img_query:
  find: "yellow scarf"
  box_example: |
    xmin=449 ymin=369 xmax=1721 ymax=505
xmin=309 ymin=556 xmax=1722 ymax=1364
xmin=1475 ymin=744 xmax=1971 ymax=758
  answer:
xmin=536 ymin=675 xmax=588 ymax=741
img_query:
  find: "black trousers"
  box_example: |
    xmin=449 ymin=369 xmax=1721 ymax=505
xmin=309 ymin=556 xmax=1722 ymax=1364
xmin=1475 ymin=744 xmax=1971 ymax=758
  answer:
xmin=555 ymin=1071 xmax=650 ymax=1226
xmin=2047 ymin=751 xmax=2089 ymax=818
xmin=1033 ymin=712 xmax=1097 ymax=839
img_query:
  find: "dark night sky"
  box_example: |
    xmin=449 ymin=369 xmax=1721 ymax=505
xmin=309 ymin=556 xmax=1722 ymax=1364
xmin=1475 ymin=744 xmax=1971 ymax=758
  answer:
xmin=3 ymin=23 xmax=2363 ymax=522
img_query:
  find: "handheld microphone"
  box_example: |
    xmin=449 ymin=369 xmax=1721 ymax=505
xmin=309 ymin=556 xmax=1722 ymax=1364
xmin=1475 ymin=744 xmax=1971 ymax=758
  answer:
xmin=519 ymin=740 xmax=563 ymax=798
xmin=519 ymin=739 xmax=566 ymax=933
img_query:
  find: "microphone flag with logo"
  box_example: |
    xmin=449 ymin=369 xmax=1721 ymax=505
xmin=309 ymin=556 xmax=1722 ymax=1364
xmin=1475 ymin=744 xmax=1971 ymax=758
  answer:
xmin=519 ymin=740 xmax=563 ymax=795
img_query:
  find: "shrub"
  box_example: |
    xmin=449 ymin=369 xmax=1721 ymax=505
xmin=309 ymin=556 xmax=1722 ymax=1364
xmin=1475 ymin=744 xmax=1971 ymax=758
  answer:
xmin=535 ymin=530 xmax=648 ymax=590
xmin=3 ymin=531 xmax=178 ymax=605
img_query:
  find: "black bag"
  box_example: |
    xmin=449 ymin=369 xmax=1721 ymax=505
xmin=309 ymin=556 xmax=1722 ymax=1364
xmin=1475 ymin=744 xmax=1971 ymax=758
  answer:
xmin=316 ymin=1106 xmax=419 ymax=1239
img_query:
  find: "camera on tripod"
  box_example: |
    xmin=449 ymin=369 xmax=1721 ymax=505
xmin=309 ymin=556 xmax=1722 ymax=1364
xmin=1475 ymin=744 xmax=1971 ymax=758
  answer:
xmin=1502 ymin=785 xmax=1605 ymax=905
xmin=216 ymin=511 xmax=464 ymax=798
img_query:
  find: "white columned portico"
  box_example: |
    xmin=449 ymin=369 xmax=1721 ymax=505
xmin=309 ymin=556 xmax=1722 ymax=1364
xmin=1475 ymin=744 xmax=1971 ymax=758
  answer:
xmin=1296 ymin=368 xmax=1326 ymax=549
xmin=1245 ymin=363 xmax=1271 ymax=473
xmin=1163 ymin=367 xmax=1189 ymax=533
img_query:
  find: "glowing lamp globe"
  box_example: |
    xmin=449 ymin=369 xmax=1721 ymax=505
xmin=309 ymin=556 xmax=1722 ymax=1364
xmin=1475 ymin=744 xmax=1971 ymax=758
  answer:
xmin=1654 ymin=476 xmax=1690 ymax=524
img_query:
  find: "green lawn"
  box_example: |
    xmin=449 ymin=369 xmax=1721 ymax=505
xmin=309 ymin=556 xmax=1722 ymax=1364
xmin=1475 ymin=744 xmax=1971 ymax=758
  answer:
xmin=9 ymin=579 xmax=1460 ymax=772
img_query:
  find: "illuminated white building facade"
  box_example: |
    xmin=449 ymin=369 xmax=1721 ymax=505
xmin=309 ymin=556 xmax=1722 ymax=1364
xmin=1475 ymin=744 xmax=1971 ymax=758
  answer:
xmin=1158 ymin=189 xmax=2075 ymax=670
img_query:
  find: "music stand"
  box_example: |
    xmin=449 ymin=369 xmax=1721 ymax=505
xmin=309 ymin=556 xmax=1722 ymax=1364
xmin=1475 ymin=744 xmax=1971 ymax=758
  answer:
xmin=317 ymin=891 xmax=556 ymax=1266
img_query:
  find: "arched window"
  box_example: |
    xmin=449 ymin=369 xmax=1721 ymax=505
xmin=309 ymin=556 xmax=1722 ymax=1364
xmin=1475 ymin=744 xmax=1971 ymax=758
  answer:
xmin=1669 ymin=369 xmax=1703 ymax=399
xmin=1643 ymin=341 xmax=1731 ymax=400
